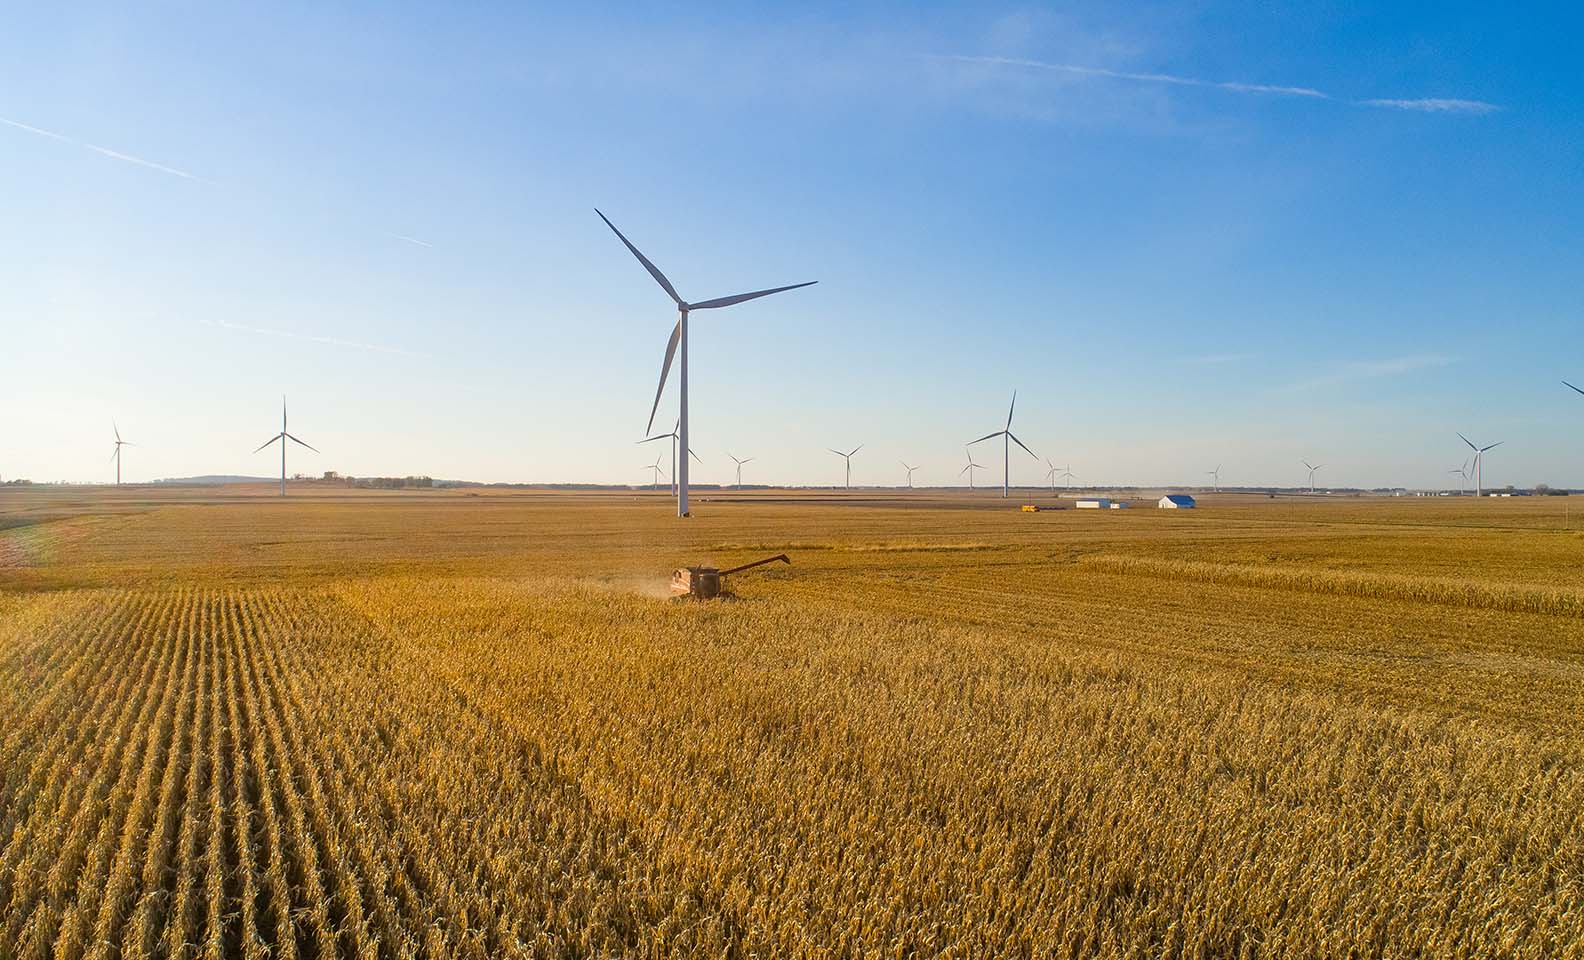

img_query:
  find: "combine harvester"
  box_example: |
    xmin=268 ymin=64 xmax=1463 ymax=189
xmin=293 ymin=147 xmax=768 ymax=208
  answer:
xmin=671 ymin=554 xmax=791 ymax=599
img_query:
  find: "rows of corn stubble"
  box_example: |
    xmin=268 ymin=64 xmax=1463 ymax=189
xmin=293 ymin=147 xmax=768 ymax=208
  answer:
xmin=1 ymin=489 xmax=1582 ymax=957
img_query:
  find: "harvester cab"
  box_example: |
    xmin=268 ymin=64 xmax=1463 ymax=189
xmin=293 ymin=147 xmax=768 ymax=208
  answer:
xmin=671 ymin=554 xmax=790 ymax=599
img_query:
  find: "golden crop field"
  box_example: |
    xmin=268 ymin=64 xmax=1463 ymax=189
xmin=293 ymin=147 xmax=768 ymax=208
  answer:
xmin=1 ymin=485 xmax=1581 ymax=958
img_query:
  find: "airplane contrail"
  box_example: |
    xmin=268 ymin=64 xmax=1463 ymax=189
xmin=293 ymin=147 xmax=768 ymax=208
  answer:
xmin=0 ymin=115 xmax=215 ymax=183
xmin=387 ymin=233 xmax=435 ymax=248
xmin=930 ymin=55 xmax=1500 ymax=114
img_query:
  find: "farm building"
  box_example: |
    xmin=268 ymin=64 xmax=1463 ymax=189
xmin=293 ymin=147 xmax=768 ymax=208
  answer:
xmin=1110 ymin=501 xmax=1130 ymax=509
xmin=1158 ymin=494 xmax=1196 ymax=509
xmin=1075 ymin=498 xmax=1110 ymax=509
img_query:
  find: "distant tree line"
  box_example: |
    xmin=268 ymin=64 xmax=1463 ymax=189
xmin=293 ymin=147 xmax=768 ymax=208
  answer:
xmin=321 ymin=471 xmax=434 ymax=489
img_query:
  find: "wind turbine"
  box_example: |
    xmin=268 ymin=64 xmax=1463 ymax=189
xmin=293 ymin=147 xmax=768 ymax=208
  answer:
xmin=253 ymin=396 xmax=318 ymax=497
xmin=960 ymin=448 xmax=984 ymax=490
xmin=643 ymin=455 xmax=667 ymax=489
xmin=1206 ymin=464 xmax=1221 ymax=493
xmin=1301 ymin=460 xmax=1324 ymax=494
xmin=829 ymin=445 xmax=861 ymax=489
xmin=1457 ymin=433 xmax=1503 ymax=497
xmin=901 ymin=462 xmax=918 ymax=489
xmin=1448 ymin=460 xmax=1470 ymax=496
xmin=1044 ymin=458 xmax=1059 ymax=496
xmin=110 ymin=421 xmax=135 ymax=485
xmin=728 ymin=453 xmax=754 ymax=489
xmin=640 ymin=420 xmax=701 ymax=496
xmin=968 ymin=391 xmax=1037 ymax=498
xmin=597 ymin=209 xmax=815 ymax=518
xmin=1061 ymin=467 xmax=1076 ymax=490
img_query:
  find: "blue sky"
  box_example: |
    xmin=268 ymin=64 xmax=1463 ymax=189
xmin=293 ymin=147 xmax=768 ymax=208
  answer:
xmin=2 ymin=3 xmax=1580 ymax=489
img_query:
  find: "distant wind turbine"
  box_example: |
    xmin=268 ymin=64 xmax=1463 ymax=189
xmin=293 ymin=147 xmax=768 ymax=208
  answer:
xmin=1302 ymin=459 xmax=1324 ymax=494
xmin=961 ymin=448 xmax=984 ymax=490
xmin=644 ymin=455 xmax=667 ymax=489
xmin=110 ymin=421 xmax=135 ymax=485
xmin=1457 ymin=433 xmax=1503 ymax=497
xmin=253 ymin=396 xmax=318 ymax=497
xmin=829 ymin=445 xmax=862 ymax=489
xmin=968 ymin=390 xmax=1037 ymax=498
xmin=728 ymin=453 xmax=755 ymax=489
xmin=1061 ymin=467 xmax=1076 ymax=489
xmin=901 ymin=462 xmax=918 ymax=489
xmin=597 ymin=209 xmax=815 ymax=518
xmin=1206 ymin=464 xmax=1221 ymax=493
xmin=1448 ymin=460 xmax=1470 ymax=496
xmin=640 ymin=420 xmax=700 ymax=496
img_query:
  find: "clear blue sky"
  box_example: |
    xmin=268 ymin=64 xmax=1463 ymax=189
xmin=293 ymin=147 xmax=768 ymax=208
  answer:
xmin=3 ymin=3 xmax=1580 ymax=489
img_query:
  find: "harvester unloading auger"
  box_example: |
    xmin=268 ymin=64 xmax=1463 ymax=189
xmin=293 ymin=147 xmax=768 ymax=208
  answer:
xmin=670 ymin=554 xmax=790 ymax=599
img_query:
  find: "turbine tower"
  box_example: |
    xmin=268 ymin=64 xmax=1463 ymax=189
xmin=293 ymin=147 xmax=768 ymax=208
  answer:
xmin=901 ymin=462 xmax=918 ymax=489
xmin=597 ymin=210 xmax=815 ymax=517
xmin=253 ymin=396 xmax=318 ymax=497
xmin=640 ymin=420 xmax=700 ymax=496
xmin=829 ymin=445 xmax=861 ymax=489
xmin=110 ymin=421 xmax=135 ymax=485
xmin=1302 ymin=460 xmax=1324 ymax=494
xmin=961 ymin=448 xmax=984 ymax=490
xmin=728 ymin=453 xmax=754 ymax=489
xmin=1206 ymin=464 xmax=1221 ymax=493
xmin=1457 ymin=433 xmax=1503 ymax=497
xmin=644 ymin=455 xmax=667 ymax=489
xmin=968 ymin=390 xmax=1037 ymax=498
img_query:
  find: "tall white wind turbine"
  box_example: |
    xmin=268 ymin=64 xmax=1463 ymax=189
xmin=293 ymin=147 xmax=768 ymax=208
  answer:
xmin=644 ymin=455 xmax=667 ymax=489
xmin=961 ymin=448 xmax=984 ymax=490
xmin=640 ymin=420 xmax=700 ymax=496
xmin=1207 ymin=464 xmax=1221 ymax=493
xmin=829 ymin=445 xmax=862 ymax=489
xmin=1302 ymin=460 xmax=1324 ymax=494
xmin=1044 ymin=458 xmax=1059 ymax=496
xmin=1457 ymin=433 xmax=1503 ymax=497
xmin=728 ymin=453 xmax=754 ymax=489
xmin=968 ymin=391 xmax=1037 ymax=498
xmin=253 ymin=396 xmax=318 ymax=497
xmin=901 ymin=462 xmax=918 ymax=489
xmin=597 ymin=210 xmax=815 ymax=518
xmin=110 ymin=421 xmax=135 ymax=485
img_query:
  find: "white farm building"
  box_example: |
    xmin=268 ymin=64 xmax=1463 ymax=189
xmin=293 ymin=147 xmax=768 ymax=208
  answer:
xmin=1075 ymin=498 xmax=1110 ymax=509
xmin=1158 ymin=494 xmax=1196 ymax=509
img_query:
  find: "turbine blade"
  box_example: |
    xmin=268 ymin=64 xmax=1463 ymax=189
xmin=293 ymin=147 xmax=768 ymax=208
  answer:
xmin=286 ymin=433 xmax=319 ymax=453
xmin=645 ymin=321 xmax=682 ymax=436
xmin=828 ymin=448 xmax=845 ymax=457
xmin=253 ymin=434 xmax=283 ymax=454
xmin=638 ymin=435 xmax=670 ymax=445
xmin=113 ymin=420 xmax=121 ymax=442
xmin=1006 ymin=391 xmax=1016 ymax=430
xmin=688 ymin=448 xmax=702 ymax=463
xmin=968 ymin=431 xmax=1003 ymax=445
xmin=1008 ymin=432 xmax=1036 ymax=458
xmin=959 ymin=464 xmax=971 ymax=476
xmin=595 ymin=209 xmax=682 ymax=306
xmin=743 ymin=458 xmax=754 ymax=464
xmin=849 ymin=445 xmax=862 ymax=457
xmin=1482 ymin=441 xmax=1503 ymax=452
xmin=687 ymin=281 xmax=817 ymax=311
xmin=1564 ymin=380 xmax=1584 ymax=397
xmin=1456 ymin=432 xmax=1478 ymax=451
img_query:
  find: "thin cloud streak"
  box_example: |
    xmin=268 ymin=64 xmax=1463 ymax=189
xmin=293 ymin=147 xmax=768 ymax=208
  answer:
xmin=932 ymin=55 xmax=1499 ymax=114
xmin=1362 ymin=98 xmax=1500 ymax=114
xmin=0 ymin=115 xmax=214 ymax=183
xmin=387 ymin=233 xmax=435 ymax=248
xmin=199 ymin=317 xmax=429 ymax=358
xmin=1283 ymin=354 xmax=1453 ymax=392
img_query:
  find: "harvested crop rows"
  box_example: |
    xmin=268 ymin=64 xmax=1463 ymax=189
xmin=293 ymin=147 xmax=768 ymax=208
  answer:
xmin=1 ymin=490 xmax=1582 ymax=957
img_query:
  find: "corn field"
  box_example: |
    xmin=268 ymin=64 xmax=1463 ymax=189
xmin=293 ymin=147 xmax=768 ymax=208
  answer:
xmin=1 ymin=488 xmax=1581 ymax=957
